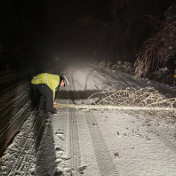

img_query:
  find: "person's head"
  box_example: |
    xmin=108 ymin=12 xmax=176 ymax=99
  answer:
xmin=60 ymin=76 xmax=65 ymax=87
xmin=60 ymin=76 xmax=70 ymax=87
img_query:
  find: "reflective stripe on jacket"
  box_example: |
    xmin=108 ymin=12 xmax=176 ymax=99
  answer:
xmin=31 ymin=73 xmax=60 ymax=100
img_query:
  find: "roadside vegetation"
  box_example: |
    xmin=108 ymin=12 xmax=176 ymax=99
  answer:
xmin=81 ymin=1 xmax=176 ymax=81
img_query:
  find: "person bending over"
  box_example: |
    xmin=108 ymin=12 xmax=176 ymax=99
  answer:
xmin=31 ymin=73 xmax=69 ymax=114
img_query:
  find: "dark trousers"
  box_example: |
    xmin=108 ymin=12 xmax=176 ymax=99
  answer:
xmin=32 ymin=84 xmax=54 ymax=112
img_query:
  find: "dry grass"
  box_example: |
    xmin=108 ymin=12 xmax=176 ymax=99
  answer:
xmin=85 ymin=86 xmax=176 ymax=117
xmin=86 ymin=86 xmax=176 ymax=108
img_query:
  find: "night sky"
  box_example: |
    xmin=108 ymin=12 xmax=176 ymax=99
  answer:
xmin=0 ymin=0 xmax=175 ymax=67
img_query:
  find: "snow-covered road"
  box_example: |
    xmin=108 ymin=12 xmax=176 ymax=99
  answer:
xmin=1 ymin=63 xmax=176 ymax=176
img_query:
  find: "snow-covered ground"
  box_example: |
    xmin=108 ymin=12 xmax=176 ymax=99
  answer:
xmin=1 ymin=63 xmax=176 ymax=176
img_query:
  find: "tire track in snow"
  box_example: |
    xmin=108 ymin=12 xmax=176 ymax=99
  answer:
xmin=0 ymin=100 xmax=32 ymax=156
xmin=84 ymin=111 xmax=119 ymax=176
xmin=66 ymin=72 xmax=81 ymax=175
xmin=70 ymin=67 xmax=119 ymax=175
xmin=68 ymin=108 xmax=81 ymax=175
xmin=66 ymin=70 xmax=97 ymax=175
xmin=1 ymin=111 xmax=47 ymax=175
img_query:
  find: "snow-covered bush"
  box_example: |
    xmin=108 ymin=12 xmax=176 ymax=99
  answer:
xmin=92 ymin=59 xmax=174 ymax=85
xmin=105 ymin=61 xmax=112 ymax=69
xmin=134 ymin=5 xmax=176 ymax=78
xmin=98 ymin=60 xmax=106 ymax=67
xmin=95 ymin=60 xmax=134 ymax=74
xmin=121 ymin=62 xmax=134 ymax=74
xmin=117 ymin=60 xmax=123 ymax=65
xmin=111 ymin=60 xmax=123 ymax=70
xmin=146 ymin=66 xmax=174 ymax=84
xmin=112 ymin=64 xmax=118 ymax=70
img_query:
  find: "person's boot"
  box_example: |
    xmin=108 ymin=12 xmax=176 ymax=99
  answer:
xmin=51 ymin=109 xmax=57 ymax=115
xmin=48 ymin=108 xmax=57 ymax=115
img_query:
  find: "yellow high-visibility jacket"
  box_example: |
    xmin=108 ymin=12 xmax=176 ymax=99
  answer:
xmin=31 ymin=73 xmax=60 ymax=100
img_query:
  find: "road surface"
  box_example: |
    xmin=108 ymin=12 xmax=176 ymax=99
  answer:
xmin=1 ymin=63 xmax=176 ymax=176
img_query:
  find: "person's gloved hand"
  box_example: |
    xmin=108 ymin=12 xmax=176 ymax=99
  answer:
xmin=53 ymin=102 xmax=57 ymax=107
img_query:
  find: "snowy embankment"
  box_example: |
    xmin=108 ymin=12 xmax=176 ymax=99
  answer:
xmin=1 ymin=63 xmax=176 ymax=176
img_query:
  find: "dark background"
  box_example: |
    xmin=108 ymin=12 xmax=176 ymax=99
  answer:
xmin=0 ymin=0 xmax=175 ymax=69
